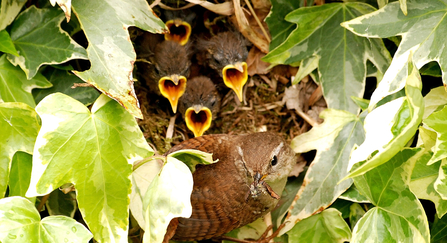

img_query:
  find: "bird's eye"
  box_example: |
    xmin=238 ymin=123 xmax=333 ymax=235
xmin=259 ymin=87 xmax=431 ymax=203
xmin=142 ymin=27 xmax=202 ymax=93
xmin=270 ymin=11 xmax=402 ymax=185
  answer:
xmin=271 ymin=155 xmax=278 ymax=166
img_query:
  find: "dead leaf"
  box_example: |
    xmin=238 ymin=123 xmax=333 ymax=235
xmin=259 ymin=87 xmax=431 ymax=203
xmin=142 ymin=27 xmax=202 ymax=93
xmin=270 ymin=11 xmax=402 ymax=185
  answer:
xmin=246 ymin=46 xmax=270 ymax=76
xmin=282 ymin=84 xmax=300 ymax=111
xmin=184 ymin=0 xmax=233 ymax=16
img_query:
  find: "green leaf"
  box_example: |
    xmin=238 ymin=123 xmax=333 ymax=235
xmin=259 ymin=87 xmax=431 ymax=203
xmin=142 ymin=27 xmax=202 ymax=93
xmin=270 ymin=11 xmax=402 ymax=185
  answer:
xmin=265 ymin=0 xmax=312 ymax=51
xmin=293 ymin=56 xmax=319 ymax=84
xmin=420 ymin=62 xmax=442 ymax=77
xmin=7 ymin=6 xmax=87 ymax=79
xmin=0 ymin=30 xmax=18 ymax=56
xmin=347 ymin=58 xmax=424 ymax=177
xmin=168 ymin=149 xmax=217 ymax=173
xmin=280 ymin=109 xmax=364 ymax=235
xmin=0 ymin=102 xmax=40 ymax=198
xmin=71 ymin=0 xmax=167 ymax=119
xmin=0 ymin=196 xmax=92 ymax=242
xmin=435 ymin=158 xmax=447 ymax=199
xmin=46 ymin=189 xmax=77 ymax=218
xmin=352 ymin=148 xmax=429 ymax=243
xmin=224 ymin=217 xmax=267 ymax=243
xmin=0 ymin=0 xmax=26 ymax=31
xmin=0 ymin=55 xmax=52 ymax=108
xmin=26 ymin=93 xmax=153 ymax=242
xmin=425 ymin=105 xmax=447 ymax=164
xmin=8 ymin=152 xmax=32 ymax=199
xmin=143 ymin=157 xmax=193 ymax=243
xmin=349 ymin=203 xmax=365 ymax=230
xmin=263 ymin=3 xmax=391 ymax=113
xmin=431 ymin=214 xmax=447 ymax=243
xmin=130 ymin=159 xmax=161 ymax=229
xmin=342 ymin=0 xmax=447 ymax=107
xmin=287 ymin=208 xmax=351 ymax=243
xmin=410 ymin=150 xmax=447 ymax=218
xmin=423 ymin=86 xmax=447 ymax=120
xmin=33 ymin=68 xmax=100 ymax=106
xmin=339 ymin=184 xmax=369 ymax=203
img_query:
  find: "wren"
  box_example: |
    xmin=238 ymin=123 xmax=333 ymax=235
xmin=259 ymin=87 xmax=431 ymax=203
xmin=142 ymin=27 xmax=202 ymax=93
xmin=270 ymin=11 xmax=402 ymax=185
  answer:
xmin=162 ymin=132 xmax=296 ymax=242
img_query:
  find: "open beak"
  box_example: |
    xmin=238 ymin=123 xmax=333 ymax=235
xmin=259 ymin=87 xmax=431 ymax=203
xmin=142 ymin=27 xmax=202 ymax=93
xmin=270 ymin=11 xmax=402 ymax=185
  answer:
xmin=164 ymin=19 xmax=192 ymax=46
xmin=184 ymin=106 xmax=213 ymax=137
xmin=159 ymin=75 xmax=187 ymax=113
xmin=222 ymin=62 xmax=248 ymax=102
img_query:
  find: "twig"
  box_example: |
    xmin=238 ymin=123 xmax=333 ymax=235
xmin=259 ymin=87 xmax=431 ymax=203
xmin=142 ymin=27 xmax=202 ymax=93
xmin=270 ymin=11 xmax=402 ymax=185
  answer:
xmin=37 ymin=194 xmax=50 ymax=212
xmin=295 ymin=109 xmax=318 ymax=127
xmin=71 ymin=83 xmax=94 ymax=88
xmin=150 ymin=0 xmax=162 ymax=8
xmin=166 ymin=115 xmax=177 ymax=139
xmin=243 ymin=0 xmax=271 ymax=42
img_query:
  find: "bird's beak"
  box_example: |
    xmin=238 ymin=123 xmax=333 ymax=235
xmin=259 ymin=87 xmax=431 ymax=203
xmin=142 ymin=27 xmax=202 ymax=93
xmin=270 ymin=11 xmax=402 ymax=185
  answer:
xmin=254 ymin=172 xmax=267 ymax=184
xmin=164 ymin=19 xmax=192 ymax=46
xmin=184 ymin=106 xmax=213 ymax=137
xmin=222 ymin=62 xmax=248 ymax=102
xmin=159 ymin=75 xmax=187 ymax=113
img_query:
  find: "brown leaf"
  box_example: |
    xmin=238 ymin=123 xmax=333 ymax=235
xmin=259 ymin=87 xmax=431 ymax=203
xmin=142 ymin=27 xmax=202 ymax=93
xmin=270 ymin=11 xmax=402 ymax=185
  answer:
xmin=246 ymin=46 xmax=270 ymax=76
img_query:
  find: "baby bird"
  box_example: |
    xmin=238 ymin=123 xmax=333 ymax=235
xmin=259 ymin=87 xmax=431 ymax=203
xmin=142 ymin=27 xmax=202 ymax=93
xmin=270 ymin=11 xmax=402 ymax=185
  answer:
xmin=178 ymin=76 xmax=221 ymax=137
xmin=197 ymin=31 xmax=249 ymax=102
xmin=163 ymin=9 xmax=196 ymax=46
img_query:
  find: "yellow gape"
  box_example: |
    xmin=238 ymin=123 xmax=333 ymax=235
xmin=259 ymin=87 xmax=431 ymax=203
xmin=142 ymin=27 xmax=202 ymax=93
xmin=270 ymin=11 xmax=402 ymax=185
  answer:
xmin=222 ymin=62 xmax=248 ymax=102
xmin=159 ymin=75 xmax=187 ymax=113
xmin=184 ymin=106 xmax=213 ymax=137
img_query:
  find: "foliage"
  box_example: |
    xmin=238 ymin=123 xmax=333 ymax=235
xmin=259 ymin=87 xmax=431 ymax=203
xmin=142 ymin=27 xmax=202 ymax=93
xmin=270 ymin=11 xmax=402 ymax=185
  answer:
xmin=1 ymin=0 xmax=447 ymax=242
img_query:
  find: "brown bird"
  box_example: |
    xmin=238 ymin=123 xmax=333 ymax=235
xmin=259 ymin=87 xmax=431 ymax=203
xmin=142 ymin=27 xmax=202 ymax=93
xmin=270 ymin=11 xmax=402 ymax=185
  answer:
xmin=198 ymin=31 xmax=249 ymax=102
xmin=163 ymin=132 xmax=296 ymax=242
xmin=178 ymin=76 xmax=220 ymax=137
xmin=143 ymin=40 xmax=192 ymax=113
xmin=163 ymin=9 xmax=196 ymax=46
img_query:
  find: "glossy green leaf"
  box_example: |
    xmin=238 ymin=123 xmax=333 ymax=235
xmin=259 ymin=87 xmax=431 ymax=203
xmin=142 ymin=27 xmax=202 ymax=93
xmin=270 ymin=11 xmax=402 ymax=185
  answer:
xmin=287 ymin=208 xmax=351 ymax=243
xmin=168 ymin=149 xmax=217 ymax=173
xmin=33 ymin=68 xmax=100 ymax=106
xmin=420 ymin=62 xmax=442 ymax=77
xmin=342 ymin=0 xmax=447 ymax=107
xmin=339 ymin=184 xmax=369 ymax=203
xmin=280 ymin=109 xmax=364 ymax=235
xmin=0 ymin=30 xmax=18 ymax=56
xmin=7 ymin=6 xmax=87 ymax=79
xmin=130 ymin=159 xmax=161 ymax=229
xmin=410 ymin=150 xmax=447 ymax=218
xmin=293 ymin=56 xmax=319 ymax=84
xmin=330 ymin=199 xmax=352 ymax=219
xmin=347 ymin=59 xmax=423 ymax=177
xmin=0 ymin=196 xmax=92 ymax=242
xmin=265 ymin=0 xmax=312 ymax=51
xmin=263 ymin=2 xmax=391 ymax=113
xmin=435 ymin=158 xmax=447 ymax=199
xmin=46 ymin=190 xmax=77 ymax=218
xmin=0 ymin=102 xmax=39 ymax=198
xmin=0 ymin=0 xmax=26 ymax=31
xmin=0 ymin=55 xmax=52 ymax=107
xmin=71 ymin=0 xmax=167 ymax=119
xmin=143 ymin=157 xmax=193 ymax=243
xmin=425 ymin=105 xmax=447 ymax=164
xmin=8 ymin=152 xmax=32 ymax=198
xmin=26 ymin=93 xmax=153 ymax=242
xmin=352 ymin=148 xmax=429 ymax=243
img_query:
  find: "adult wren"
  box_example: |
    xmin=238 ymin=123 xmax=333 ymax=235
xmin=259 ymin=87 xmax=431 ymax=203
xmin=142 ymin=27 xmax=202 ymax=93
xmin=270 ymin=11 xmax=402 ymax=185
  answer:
xmin=163 ymin=132 xmax=296 ymax=242
xmin=197 ymin=31 xmax=249 ymax=102
xmin=178 ymin=76 xmax=221 ymax=137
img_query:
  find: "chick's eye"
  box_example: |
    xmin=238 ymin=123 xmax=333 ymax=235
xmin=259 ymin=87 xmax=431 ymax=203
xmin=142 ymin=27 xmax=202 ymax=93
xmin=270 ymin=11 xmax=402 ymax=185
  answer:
xmin=271 ymin=155 xmax=278 ymax=166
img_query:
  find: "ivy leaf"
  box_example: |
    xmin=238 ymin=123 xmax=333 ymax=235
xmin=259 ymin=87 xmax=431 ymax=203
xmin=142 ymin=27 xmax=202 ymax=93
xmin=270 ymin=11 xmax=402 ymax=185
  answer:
xmin=0 ymin=196 xmax=92 ymax=242
xmin=279 ymin=109 xmax=364 ymax=235
xmin=423 ymin=86 xmax=447 ymax=119
xmin=0 ymin=30 xmax=19 ymax=56
xmin=49 ymin=0 xmax=72 ymax=21
xmin=46 ymin=189 xmax=77 ymax=218
xmin=168 ymin=149 xmax=217 ymax=173
xmin=71 ymin=0 xmax=167 ymax=119
xmin=143 ymin=157 xmax=193 ymax=243
xmin=224 ymin=218 xmax=267 ymax=243
xmin=424 ymin=105 xmax=447 ymax=164
xmin=0 ymin=102 xmax=40 ymax=198
xmin=33 ymin=68 xmax=100 ymax=106
xmin=410 ymin=150 xmax=447 ymax=218
xmin=287 ymin=208 xmax=351 ymax=243
xmin=0 ymin=0 xmax=26 ymax=31
xmin=265 ymin=0 xmax=312 ymax=51
xmin=8 ymin=152 xmax=32 ymax=199
xmin=26 ymin=93 xmax=153 ymax=242
xmin=0 ymin=55 xmax=52 ymax=108
xmin=352 ymin=148 xmax=429 ymax=243
xmin=342 ymin=0 xmax=447 ymax=108
xmin=7 ymin=6 xmax=87 ymax=79
xmin=347 ymin=58 xmax=423 ymax=177
xmin=263 ymin=3 xmax=391 ymax=113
